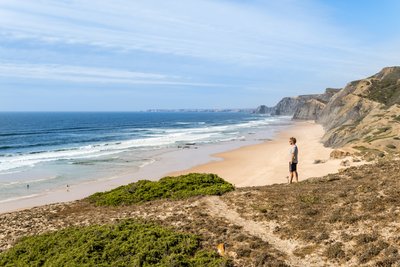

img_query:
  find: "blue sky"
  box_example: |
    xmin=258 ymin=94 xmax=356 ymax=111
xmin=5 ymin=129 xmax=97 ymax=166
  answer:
xmin=0 ymin=0 xmax=399 ymax=111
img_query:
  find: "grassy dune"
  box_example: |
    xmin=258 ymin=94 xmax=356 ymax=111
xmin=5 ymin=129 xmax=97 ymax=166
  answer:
xmin=0 ymin=219 xmax=232 ymax=267
xmin=87 ymin=173 xmax=235 ymax=206
xmin=1 ymin=173 xmax=236 ymax=266
xmin=2 ymin=163 xmax=400 ymax=266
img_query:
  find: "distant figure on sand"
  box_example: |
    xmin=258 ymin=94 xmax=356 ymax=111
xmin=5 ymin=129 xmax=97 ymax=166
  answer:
xmin=27 ymin=184 xmax=29 ymax=190
xmin=288 ymin=137 xmax=299 ymax=183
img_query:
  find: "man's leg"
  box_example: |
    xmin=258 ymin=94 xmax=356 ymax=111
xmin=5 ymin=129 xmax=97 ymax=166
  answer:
xmin=289 ymin=162 xmax=296 ymax=183
xmin=294 ymin=171 xmax=298 ymax=183
xmin=294 ymin=163 xmax=298 ymax=182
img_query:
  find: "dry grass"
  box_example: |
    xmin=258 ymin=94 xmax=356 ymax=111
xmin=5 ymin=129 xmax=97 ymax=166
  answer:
xmin=221 ymin=159 xmax=400 ymax=265
xmin=1 ymin=160 xmax=400 ymax=266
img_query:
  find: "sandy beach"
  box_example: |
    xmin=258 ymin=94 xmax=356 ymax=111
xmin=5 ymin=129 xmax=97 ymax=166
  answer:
xmin=0 ymin=125 xmax=276 ymax=214
xmin=0 ymin=120 xmax=362 ymax=214
xmin=170 ymin=121 xmax=362 ymax=187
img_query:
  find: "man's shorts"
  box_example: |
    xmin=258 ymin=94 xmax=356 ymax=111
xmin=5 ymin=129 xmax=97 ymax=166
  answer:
xmin=289 ymin=162 xmax=297 ymax=172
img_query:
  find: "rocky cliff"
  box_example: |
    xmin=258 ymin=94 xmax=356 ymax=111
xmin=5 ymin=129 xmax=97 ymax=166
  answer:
xmin=272 ymin=96 xmax=304 ymax=115
xmin=292 ymin=98 xmax=326 ymax=120
xmin=292 ymin=88 xmax=341 ymax=120
xmin=256 ymin=66 xmax=400 ymax=160
xmin=254 ymin=88 xmax=340 ymax=116
xmin=253 ymin=105 xmax=273 ymax=114
xmin=317 ymin=67 xmax=400 ymax=156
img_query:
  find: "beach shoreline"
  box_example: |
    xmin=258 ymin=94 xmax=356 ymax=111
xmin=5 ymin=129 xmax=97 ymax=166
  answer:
xmin=169 ymin=120 xmax=365 ymax=187
xmin=0 ymin=120 xmax=362 ymax=214
xmin=0 ymin=119 xmax=288 ymax=214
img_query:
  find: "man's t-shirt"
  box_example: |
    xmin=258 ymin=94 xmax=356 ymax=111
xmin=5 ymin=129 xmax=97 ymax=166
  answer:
xmin=289 ymin=145 xmax=298 ymax=163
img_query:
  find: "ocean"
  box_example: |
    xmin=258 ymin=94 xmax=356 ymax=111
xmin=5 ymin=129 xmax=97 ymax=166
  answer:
xmin=0 ymin=112 xmax=292 ymax=203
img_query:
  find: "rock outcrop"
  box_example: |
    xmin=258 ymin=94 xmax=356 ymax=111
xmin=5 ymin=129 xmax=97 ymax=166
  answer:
xmin=255 ymin=88 xmax=340 ymax=116
xmin=272 ymin=97 xmax=304 ymax=115
xmin=292 ymin=99 xmax=325 ymax=120
xmin=253 ymin=105 xmax=272 ymax=114
xmin=292 ymin=88 xmax=341 ymax=120
xmin=254 ymin=98 xmax=301 ymax=115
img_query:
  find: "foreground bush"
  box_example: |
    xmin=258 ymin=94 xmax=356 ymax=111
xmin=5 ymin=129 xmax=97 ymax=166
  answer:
xmin=87 ymin=173 xmax=235 ymax=206
xmin=0 ymin=219 xmax=232 ymax=267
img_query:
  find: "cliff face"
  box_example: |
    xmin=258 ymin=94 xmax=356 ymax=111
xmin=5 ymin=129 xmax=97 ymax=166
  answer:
xmin=254 ymin=97 xmax=301 ymax=115
xmin=292 ymin=99 xmax=325 ymax=120
xmin=255 ymin=88 xmax=340 ymax=116
xmin=272 ymin=97 xmax=304 ymax=115
xmin=256 ymin=66 xmax=400 ymax=159
xmin=317 ymin=67 xmax=400 ymax=158
xmin=253 ymin=105 xmax=273 ymax=114
xmin=292 ymin=88 xmax=341 ymax=120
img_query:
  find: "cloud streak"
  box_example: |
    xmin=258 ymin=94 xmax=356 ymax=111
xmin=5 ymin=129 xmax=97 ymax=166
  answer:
xmin=0 ymin=63 xmax=223 ymax=87
xmin=0 ymin=0 xmax=399 ymax=110
xmin=0 ymin=0 xmax=371 ymax=66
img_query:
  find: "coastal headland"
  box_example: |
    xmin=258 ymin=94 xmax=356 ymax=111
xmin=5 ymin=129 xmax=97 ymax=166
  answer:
xmin=1 ymin=66 xmax=400 ymax=266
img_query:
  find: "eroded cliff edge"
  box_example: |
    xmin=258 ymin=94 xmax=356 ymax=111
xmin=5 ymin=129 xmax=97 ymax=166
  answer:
xmin=256 ymin=66 xmax=400 ymax=160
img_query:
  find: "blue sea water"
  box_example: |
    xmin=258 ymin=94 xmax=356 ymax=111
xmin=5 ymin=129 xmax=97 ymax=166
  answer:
xmin=0 ymin=112 xmax=291 ymax=203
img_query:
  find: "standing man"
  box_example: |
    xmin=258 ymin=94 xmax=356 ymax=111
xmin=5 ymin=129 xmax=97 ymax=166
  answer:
xmin=289 ymin=137 xmax=299 ymax=183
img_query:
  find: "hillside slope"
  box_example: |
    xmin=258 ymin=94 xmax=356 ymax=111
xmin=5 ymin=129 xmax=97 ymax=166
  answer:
xmin=1 ymin=160 xmax=400 ymax=266
xmin=282 ymin=67 xmax=400 ymax=161
xmin=315 ymin=67 xmax=400 ymax=160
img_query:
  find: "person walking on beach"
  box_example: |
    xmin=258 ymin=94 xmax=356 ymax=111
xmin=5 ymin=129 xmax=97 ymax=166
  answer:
xmin=288 ymin=137 xmax=298 ymax=183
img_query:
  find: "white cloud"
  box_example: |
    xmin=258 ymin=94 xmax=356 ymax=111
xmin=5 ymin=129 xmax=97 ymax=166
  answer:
xmin=0 ymin=0 xmax=399 ymax=111
xmin=0 ymin=0 xmax=370 ymax=66
xmin=0 ymin=62 xmax=223 ymax=87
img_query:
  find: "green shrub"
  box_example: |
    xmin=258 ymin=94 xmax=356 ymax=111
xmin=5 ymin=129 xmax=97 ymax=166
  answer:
xmin=358 ymin=241 xmax=389 ymax=264
xmin=353 ymin=145 xmax=369 ymax=151
xmin=325 ymin=242 xmax=345 ymax=260
xmin=374 ymin=126 xmax=391 ymax=135
xmin=299 ymin=194 xmax=320 ymax=205
xmin=87 ymin=173 xmax=235 ymax=206
xmin=366 ymin=78 xmax=400 ymax=106
xmin=0 ymin=220 xmax=232 ymax=267
xmin=386 ymin=144 xmax=396 ymax=149
xmin=356 ymin=233 xmax=377 ymax=245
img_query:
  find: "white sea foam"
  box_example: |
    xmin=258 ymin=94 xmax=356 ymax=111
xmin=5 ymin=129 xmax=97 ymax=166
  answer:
xmin=0 ymin=176 xmax=59 ymax=188
xmin=0 ymin=116 xmax=288 ymax=173
xmin=138 ymin=158 xmax=157 ymax=168
xmin=0 ymin=193 xmax=41 ymax=204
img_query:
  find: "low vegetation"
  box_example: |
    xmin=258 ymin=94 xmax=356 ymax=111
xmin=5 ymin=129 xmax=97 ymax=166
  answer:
xmin=366 ymin=78 xmax=400 ymax=106
xmin=221 ymin=159 xmax=400 ymax=265
xmin=2 ymin=161 xmax=400 ymax=266
xmin=391 ymin=115 xmax=400 ymax=122
xmin=374 ymin=126 xmax=391 ymax=135
xmin=0 ymin=219 xmax=231 ymax=267
xmin=87 ymin=173 xmax=235 ymax=206
xmin=386 ymin=144 xmax=397 ymax=149
xmin=352 ymin=145 xmax=385 ymax=160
